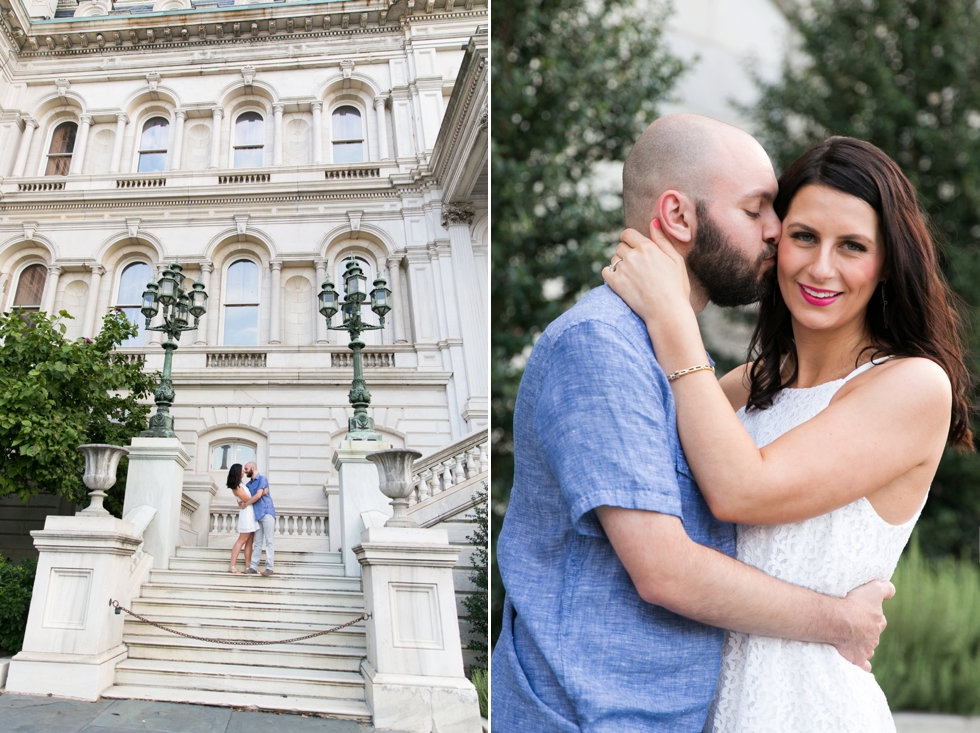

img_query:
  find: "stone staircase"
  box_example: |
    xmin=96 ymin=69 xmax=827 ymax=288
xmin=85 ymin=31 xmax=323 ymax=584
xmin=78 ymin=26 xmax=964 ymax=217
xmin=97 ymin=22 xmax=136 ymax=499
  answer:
xmin=102 ymin=546 xmax=371 ymax=719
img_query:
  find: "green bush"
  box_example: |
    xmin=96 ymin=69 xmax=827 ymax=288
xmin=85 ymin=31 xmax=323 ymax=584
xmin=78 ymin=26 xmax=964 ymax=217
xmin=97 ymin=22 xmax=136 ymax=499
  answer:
xmin=0 ymin=555 xmax=38 ymax=653
xmin=874 ymin=539 xmax=980 ymax=714
xmin=470 ymin=667 xmax=488 ymax=719
xmin=464 ymin=490 xmax=488 ymax=666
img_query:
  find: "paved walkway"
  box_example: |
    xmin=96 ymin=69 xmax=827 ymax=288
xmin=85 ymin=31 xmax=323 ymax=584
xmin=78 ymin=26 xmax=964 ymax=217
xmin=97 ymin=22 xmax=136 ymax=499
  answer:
xmin=0 ymin=694 xmax=375 ymax=733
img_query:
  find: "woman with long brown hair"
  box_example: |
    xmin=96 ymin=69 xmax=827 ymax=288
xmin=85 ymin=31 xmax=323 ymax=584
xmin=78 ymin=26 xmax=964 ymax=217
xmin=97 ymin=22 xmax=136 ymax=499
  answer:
xmin=604 ymin=136 xmax=971 ymax=731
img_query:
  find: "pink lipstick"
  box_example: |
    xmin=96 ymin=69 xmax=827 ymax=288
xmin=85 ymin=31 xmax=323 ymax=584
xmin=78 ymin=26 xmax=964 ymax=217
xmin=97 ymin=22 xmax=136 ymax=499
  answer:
xmin=798 ymin=283 xmax=842 ymax=307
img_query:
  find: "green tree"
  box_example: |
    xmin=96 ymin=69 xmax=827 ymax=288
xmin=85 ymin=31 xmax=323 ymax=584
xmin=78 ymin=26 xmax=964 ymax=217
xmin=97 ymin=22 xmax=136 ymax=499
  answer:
xmin=749 ymin=0 xmax=980 ymax=560
xmin=0 ymin=310 xmax=157 ymax=514
xmin=463 ymin=490 xmax=488 ymax=666
xmin=491 ymin=0 xmax=689 ymax=645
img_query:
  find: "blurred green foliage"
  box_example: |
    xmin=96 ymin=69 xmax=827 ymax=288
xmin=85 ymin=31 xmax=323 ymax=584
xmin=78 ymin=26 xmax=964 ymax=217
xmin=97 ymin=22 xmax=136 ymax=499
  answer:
xmin=490 ymin=0 xmax=688 ymax=647
xmin=0 ymin=310 xmax=157 ymax=514
xmin=0 ymin=555 xmax=37 ymax=653
xmin=464 ymin=490 xmax=488 ymax=666
xmin=748 ymin=0 xmax=980 ymax=560
xmin=874 ymin=538 xmax=980 ymax=712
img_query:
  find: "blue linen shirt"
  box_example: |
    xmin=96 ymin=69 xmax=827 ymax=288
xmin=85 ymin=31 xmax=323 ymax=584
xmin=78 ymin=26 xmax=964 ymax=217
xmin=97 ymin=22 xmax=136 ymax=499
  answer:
xmin=491 ymin=285 xmax=736 ymax=732
xmin=246 ymin=473 xmax=275 ymax=522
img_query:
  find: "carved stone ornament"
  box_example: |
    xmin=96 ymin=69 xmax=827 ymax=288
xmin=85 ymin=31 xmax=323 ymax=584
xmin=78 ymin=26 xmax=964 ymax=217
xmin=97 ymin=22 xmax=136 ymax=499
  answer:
xmin=442 ymin=202 xmax=475 ymax=228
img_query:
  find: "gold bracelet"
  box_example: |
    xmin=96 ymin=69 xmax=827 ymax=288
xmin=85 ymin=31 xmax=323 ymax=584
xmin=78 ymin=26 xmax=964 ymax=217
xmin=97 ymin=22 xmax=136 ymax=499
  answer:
xmin=666 ymin=364 xmax=715 ymax=382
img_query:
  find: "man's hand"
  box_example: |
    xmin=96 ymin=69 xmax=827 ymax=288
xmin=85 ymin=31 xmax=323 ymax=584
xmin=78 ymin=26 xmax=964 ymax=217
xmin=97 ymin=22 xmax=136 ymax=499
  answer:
xmin=237 ymin=499 xmax=245 ymax=508
xmin=832 ymin=580 xmax=895 ymax=671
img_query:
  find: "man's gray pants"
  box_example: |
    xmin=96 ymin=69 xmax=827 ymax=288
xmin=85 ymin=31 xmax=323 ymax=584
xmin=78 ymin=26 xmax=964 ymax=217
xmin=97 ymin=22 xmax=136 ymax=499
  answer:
xmin=249 ymin=514 xmax=275 ymax=571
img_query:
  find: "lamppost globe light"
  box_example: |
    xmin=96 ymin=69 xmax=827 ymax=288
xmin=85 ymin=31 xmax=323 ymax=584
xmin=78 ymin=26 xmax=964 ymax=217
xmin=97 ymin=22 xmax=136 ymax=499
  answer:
xmin=141 ymin=282 xmax=160 ymax=322
xmin=175 ymin=293 xmax=190 ymax=328
xmin=370 ymin=275 xmax=391 ymax=318
xmin=318 ymin=278 xmax=339 ymax=321
xmin=157 ymin=267 xmax=178 ymax=306
xmin=343 ymin=255 xmax=367 ymax=302
xmin=189 ymin=280 xmax=208 ymax=320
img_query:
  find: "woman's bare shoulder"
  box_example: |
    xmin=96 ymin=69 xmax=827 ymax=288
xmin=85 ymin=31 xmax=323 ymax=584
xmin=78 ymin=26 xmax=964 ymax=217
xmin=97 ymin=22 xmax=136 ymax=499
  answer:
xmin=851 ymin=355 xmax=952 ymax=406
xmin=718 ymin=363 xmax=753 ymax=411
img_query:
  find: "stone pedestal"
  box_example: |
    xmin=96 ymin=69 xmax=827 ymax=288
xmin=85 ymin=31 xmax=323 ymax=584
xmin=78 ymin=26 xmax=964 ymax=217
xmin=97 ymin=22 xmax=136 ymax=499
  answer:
xmin=5 ymin=514 xmax=145 ymax=700
xmin=122 ymin=437 xmax=189 ymax=569
xmin=333 ymin=439 xmax=392 ymax=577
xmin=354 ymin=526 xmax=482 ymax=733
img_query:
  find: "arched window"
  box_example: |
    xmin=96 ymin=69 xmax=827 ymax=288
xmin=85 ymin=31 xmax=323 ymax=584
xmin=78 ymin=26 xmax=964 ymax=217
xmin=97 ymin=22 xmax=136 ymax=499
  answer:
xmin=46 ymin=122 xmax=77 ymax=176
xmin=138 ymin=117 xmax=170 ymax=173
xmin=211 ymin=440 xmax=257 ymax=471
xmin=116 ymin=262 xmax=152 ymax=346
xmin=233 ymin=112 xmax=264 ymax=168
xmin=12 ymin=264 xmax=47 ymax=312
xmin=223 ymin=259 xmax=259 ymax=345
xmin=331 ymin=106 xmax=363 ymax=163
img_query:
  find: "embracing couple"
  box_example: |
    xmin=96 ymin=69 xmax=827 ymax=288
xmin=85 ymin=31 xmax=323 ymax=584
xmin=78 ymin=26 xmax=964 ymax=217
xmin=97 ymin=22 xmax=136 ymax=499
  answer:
xmin=225 ymin=461 xmax=277 ymax=576
xmin=492 ymin=114 xmax=970 ymax=732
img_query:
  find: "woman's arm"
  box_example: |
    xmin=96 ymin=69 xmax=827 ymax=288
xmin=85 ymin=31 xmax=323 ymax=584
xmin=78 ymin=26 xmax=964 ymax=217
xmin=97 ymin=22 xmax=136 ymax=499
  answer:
xmin=604 ymin=228 xmax=951 ymax=525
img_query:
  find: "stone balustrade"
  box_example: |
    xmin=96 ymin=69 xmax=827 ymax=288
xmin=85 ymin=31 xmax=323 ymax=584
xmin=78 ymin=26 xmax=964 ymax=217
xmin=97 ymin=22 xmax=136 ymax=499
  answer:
xmin=209 ymin=509 xmax=329 ymax=540
xmin=330 ymin=350 xmax=395 ymax=368
xmin=410 ymin=429 xmax=488 ymax=506
xmin=205 ymin=351 xmax=267 ymax=368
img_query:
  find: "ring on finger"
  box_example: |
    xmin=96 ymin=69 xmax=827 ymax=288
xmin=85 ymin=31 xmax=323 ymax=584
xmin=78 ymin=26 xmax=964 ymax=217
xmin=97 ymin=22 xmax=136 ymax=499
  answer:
xmin=610 ymin=256 xmax=624 ymax=272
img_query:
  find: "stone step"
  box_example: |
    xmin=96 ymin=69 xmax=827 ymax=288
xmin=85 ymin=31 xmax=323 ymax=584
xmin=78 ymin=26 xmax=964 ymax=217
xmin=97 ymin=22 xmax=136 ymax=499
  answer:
xmin=148 ymin=569 xmax=361 ymax=591
xmin=122 ymin=616 xmax=366 ymax=647
xmin=113 ymin=658 xmax=365 ymax=700
xmin=101 ymin=684 xmax=372 ymax=719
xmin=168 ymin=556 xmax=346 ymax=576
xmin=138 ymin=582 xmax=364 ymax=608
xmin=122 ymin=635 xmax=365 ymax=672
xmin=130 ymin=597 xmax=368 ymax=626
xmin=175 ymin=546 xmax=342 ymax=564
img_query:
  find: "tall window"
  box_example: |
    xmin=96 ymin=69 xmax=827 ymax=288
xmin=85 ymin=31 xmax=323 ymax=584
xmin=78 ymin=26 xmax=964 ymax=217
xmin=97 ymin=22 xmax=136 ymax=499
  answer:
xmin=211 ymin=441 xmax=256 ymax=471
xmin=137 ymin=117 xmax=169 ymax=173
xmin=223 ymin=259 xmax=259 ymax=345
xmin=12 ymin=264 xmax=47 ymax=312
xmin=116 ymin=262 xmax=152 ymax=346
xmin=233 ymin=112 xmax=264 ymax=168
xmin=46 ymin=122 xmax=77 ymax=176
xmin=331 ymin=106 xmax=363 ymax=163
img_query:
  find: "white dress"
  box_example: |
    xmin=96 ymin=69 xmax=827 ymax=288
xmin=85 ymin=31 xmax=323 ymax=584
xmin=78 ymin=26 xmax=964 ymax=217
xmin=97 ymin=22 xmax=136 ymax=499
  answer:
xmin=706 ymin=359 xmax=923 ymax=733
xmin=237 ymin=492 xmax=259 ymax=534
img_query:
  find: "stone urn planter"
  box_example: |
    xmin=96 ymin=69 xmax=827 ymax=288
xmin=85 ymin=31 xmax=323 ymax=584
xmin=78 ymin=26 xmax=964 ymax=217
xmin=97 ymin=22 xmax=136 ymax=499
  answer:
xmin=77 ymin=444 xmax=130 ymax=516
xmin=366 ymin=449 xmax=423 ymax=527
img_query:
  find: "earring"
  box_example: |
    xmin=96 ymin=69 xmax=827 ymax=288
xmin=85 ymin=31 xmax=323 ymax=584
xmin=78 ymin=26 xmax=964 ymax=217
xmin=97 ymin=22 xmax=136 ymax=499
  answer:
xmin=881 ymin=281 xmax=888 ymax=327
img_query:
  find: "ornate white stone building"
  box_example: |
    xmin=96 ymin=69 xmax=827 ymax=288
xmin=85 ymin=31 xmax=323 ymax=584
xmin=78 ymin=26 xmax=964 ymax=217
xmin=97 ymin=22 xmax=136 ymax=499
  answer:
xmin=0 ymin=0 xmax=487 ymax=725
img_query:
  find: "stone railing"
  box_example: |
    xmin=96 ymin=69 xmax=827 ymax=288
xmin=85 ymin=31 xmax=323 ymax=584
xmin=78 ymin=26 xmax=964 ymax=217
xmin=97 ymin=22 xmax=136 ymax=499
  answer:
xmin=219 ymin=173 xmax=270 ymax=184
xmin=410 ymin=430 xmax=489 ymax=507
xmin=331 ymin=351 xmax=395 ymax=368
xmin=117 ymin=177 xmax=166 ymax=188
xmin=209 ymin=509 xmax=329 ymax=540
xmin=18 ymin=181 xmax=64 ymax=192
xmin=114 ymin=353 xmax=146 ymax=366
xmin=324 ymin=165 xmax=381 ymax=180
xmin=206 ymin=352 xmax=267 ymax=368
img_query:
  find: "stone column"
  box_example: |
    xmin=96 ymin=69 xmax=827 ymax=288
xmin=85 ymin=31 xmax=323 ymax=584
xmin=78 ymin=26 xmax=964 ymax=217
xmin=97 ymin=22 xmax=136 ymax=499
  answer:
xmin=315 ymin=259 xmax=328 ymax=343
xmin=81 ymin=265 xmax=105 ymax=338
xmin=41 ymin=265 xmax=63 ymax=314
xmin=333 ymin=440 xmax=392 ymax=577
xmin=69 ymin=115 xmax=92 ymax=175
xmin=4 ymin=511 xmax=148 ymax=701
xmin=209 ymin=108 xmax=223 ymax=169
xmin=109 ymin=113 xmax=128 ymax=174
xmin=122 ymin=437 xmax=190 ymax=570
xmin=169 ymin=109 xmax=186 ymax=171
xmin=194 ymin=262 xmax=213 ymax=345
xmin=268 ymin=261 xmax=282 ymax=345
xmin=374 ymin=97 xmax=390 ymax=160
xmin=355 ymin=526 xmax=482 ymax=733
xmin=443 ymin=203 xmax=487 ymax=427
xmin=386 ymin=256 xmax=407 ymax=343
xmin=0 ymin=272 xmax=9 ymax=309
xmin=273 ymin=103 xmax=284 ymax=166
xmin=311 ymin=101 xmax=323 ymax=164
xmin=12 ymin=117 xmax=38 ymax=177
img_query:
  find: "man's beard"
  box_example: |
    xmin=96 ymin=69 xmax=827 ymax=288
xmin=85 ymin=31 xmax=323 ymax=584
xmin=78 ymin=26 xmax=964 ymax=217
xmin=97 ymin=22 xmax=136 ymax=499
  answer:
xmin=687 ymin=202 xmax=774 ymax=308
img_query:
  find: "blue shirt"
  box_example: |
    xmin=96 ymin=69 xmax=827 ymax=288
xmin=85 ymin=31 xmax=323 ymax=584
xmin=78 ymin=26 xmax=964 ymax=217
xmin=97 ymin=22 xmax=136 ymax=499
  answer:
xmin=492 ymin=286 xmax=736 ymax=732
xmin=247 ymin=473 xmax=275 ymax=522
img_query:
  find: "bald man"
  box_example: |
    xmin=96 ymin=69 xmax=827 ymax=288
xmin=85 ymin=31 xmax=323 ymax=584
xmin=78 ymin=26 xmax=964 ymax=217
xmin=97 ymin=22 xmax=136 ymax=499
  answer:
xmin=491 ymin=115 xmax=893 ymax=732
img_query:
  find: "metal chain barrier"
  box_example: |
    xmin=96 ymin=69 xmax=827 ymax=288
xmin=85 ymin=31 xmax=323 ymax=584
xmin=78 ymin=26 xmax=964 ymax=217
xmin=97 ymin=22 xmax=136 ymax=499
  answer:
xmin=109 ymin=599 xmax=369 ymax=646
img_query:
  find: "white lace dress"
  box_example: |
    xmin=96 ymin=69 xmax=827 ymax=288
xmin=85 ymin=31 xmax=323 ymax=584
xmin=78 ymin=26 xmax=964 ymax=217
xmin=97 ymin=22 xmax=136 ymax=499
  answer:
xmin=706 ymin=359 xmax=923 ymax=733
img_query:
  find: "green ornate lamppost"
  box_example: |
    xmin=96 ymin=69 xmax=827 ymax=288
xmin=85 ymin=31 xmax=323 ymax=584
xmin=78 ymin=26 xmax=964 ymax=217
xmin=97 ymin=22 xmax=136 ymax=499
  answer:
xmin=139 ymin=260 xmax=209 ymax=438
xmin=318 ymin=255 xmax=392 ymax=441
